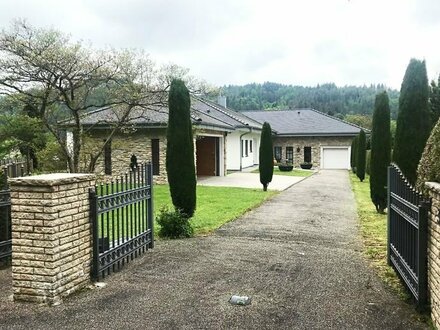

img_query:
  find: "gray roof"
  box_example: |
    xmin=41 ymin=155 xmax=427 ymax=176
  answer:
xmin=74 ymin=97 xmax=262 ymax=132
xmin=243 ymin=109 xmax=364 ymax=136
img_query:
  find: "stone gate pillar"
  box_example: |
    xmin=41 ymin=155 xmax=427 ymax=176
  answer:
xmin=426 ymin=182 xmax=440 ymax=329
xmin=9 ymin=173 xmax=95 ymax=305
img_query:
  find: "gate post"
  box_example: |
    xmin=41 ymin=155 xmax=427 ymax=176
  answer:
xmin=426 ymin=182 xmax=440 ymax=328
xmin=9 ymin=173 xmax=95 ymax=305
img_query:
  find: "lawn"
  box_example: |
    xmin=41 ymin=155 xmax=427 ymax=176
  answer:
xmin=252 ymin=167 xmax=313 ymax=177
xmin=349 ymin=172 xmax=408 ymax=299
xmin=154 ymin=185 xmax=277 ymax=235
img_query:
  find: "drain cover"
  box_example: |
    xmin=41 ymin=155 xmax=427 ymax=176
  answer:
xmin=229 ymin=295 xmax=252 ymax=306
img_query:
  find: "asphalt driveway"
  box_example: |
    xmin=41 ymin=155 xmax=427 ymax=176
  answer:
xmin=0 ymin=170 xmax=427 ymax=329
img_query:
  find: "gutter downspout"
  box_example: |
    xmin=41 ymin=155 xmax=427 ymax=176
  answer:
xmin=239 ymin=126 xmax=252 ymax=171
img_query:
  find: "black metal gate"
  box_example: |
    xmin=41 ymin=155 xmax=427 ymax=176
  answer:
xmin=0 ymin=188 xmax=11 ymax=263
xmin=90 ymin=163 xmax=154 ymax=280
xmin=387 ymin=164 xmax=430 ymax=305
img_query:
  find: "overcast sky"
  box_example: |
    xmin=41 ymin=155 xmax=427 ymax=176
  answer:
xmin=0 ymin=0 xmax=439 ymax=89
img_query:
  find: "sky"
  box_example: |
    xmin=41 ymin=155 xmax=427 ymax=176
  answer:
xmin=0 ymin=0 xmax=439 ymax=89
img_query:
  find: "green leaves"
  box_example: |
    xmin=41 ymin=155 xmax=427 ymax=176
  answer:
xmin=393 ymin=59 xmax=431 ymax=185
xmin=259 ymin=122 xmax=274 ymax=191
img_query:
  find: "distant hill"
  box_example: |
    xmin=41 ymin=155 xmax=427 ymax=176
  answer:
xmin=219 ymin=82 xmax=399 ymax=119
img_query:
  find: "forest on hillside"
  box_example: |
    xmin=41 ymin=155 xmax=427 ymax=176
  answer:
xmin=219 ymin=82 xmax=400 ymax=119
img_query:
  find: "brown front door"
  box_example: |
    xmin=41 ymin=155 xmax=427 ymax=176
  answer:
xmin=196 ymin=137 xmax=217 ymax=176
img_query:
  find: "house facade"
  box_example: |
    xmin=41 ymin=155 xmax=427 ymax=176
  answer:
xmin=72 ymin=97 xmax=262 ymax=183
xmin=244 ymin=109 xmax=363 ymax=169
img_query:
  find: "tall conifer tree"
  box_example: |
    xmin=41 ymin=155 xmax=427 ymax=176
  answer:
xmin=370 ymin=92 xmax=391 ymax=213
xmin=166 ymin=79 xmax=196 ymax=217
xmin=393 ymin=59 xmax=431 ymax=184
xmin=356 ymin=130 xmax=366 ymax=182
xmin=259 ymin=122 xmax=274 ymax=191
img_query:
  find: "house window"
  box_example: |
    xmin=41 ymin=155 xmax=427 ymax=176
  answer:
xmin=152 ymin=139 xmax=160 ymax=175
xmin=286 ymin=146 xmax=293 ymax=163
xmin=245 ymin=140 xmax=249 ymax=157
xmin=250 ymin=140 xmax=253 ymax=153
xmin=274 ymin=146 xmax=282 ymax=162
xmin=104 ymin=139 xmax=112 ymax=175
xmin=304 ymin=147 xmax=312 ymax=163
xmin=241 ymin=140 xmax=244 ymax=157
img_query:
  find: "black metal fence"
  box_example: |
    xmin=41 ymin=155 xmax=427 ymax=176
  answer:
xmin=90 ymin=163 xmax=154 ymax=280
xmin=1 ymin=158 xmax=33 ymax=178
xmin=0 ymin=188 xmax=11 ymax=264
xmin=0 ymin=159 xmax=31 ymax=264
xmin=387 ymin=164 xmax=430 ymax=306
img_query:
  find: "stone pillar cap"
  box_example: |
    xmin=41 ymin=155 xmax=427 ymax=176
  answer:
xmin=9 ymin=173 xmax=95 ymax=186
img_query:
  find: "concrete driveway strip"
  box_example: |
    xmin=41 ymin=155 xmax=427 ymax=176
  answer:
xmin=197 ymin=172 xmax=304 ymax=190
xmin=0 ymin=170 xmax=427 ymax=329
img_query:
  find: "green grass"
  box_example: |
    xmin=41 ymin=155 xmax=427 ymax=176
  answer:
xmin=154 ymin=185 xmax=277 ymax=235
xmin=96 ymin=184 xmax=277 ymax=241
xmin=252 ymin=167 xmax=313 ymax=177
xmin=349 ymin=172 xmax=409 ymax=299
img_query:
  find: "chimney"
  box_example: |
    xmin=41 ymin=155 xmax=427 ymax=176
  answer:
xmin=218 ymin=95 xmax=227 ymax=108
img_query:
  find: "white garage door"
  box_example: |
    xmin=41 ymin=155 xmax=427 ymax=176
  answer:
xmin=322 ymin=147 xmax=350 ymax=169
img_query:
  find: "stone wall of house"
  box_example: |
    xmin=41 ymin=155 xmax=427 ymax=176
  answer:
xmin=82 ymin=128 xmax=168 ymax=184
xmin=426 ymin=182 xmax=440 ymax=328
xmin=273 ymin=136 xmax=354 ymax=168
xmin=9 ymin=173 xmax=95 ymax=305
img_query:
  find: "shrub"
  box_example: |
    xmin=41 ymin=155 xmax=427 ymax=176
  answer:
xmin=356 ymin=130 xmax=366 ymax=182
xmin=393 ymin=59 xmax=431 ymax=185
xmin=370 ymin=91 xmax=391 ymax=214
xmin=166 ymin=79 xmax=196 ymax=217
xmin=156 ymin=206 xmax=194 ymax=239
xmin=259 ymin=122 xmax=274 ymax=191
xmin=365 ymin=150 xmax=371 ymax=175
xmin=416 ymin=118 xmax=440 ymax=193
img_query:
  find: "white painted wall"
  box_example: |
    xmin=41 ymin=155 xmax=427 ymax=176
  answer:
xmin=226 ymin=131 xmax=261 ymax=171
xmin=66 ymin=131 xmax=74 ymax=156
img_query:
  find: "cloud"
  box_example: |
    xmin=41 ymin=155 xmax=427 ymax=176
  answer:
xmin=0 ymin=0 xmax=439 ymax=88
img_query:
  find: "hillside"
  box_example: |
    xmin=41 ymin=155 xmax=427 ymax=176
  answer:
xmin=220 ymin=82 xmax=400 ymax=119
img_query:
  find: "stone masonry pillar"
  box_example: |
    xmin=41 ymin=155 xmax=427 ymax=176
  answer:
xmin=9 ymin=173 xmax=95 ymax=305
xmin=426 ymin=182 xmax=440 ymax=329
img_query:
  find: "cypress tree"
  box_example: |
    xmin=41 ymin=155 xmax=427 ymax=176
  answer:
xmin=356 ymin=130 xmax=366 ymax=182
xmin=393 ymin=59 xmax=431 ymax=185
xmin=166 ymin=79 xmax=196 ymax=217
xmin=416 ymin=117 xmax=440 ymax=193
xmin=430 ymin=75 xmax=440 ymax=128
xmin=352 ymin=135 xmax=359 ymax=173
xmin=350 ymin=137 xmax=356 ymax=172
xmin=259 ymin=122 xmax=274 ymax=191
xmin=370 ymin=91 xmax=391 ymax=213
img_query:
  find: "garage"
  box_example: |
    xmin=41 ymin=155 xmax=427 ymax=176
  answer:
xmin=321 ymin=147 xmax=350 ymax=169
xmin=196 ymin=136 xmax=220 ymax=176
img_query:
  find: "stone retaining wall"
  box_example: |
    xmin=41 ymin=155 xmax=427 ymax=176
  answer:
xmin=9 ymin=173 xmax=95 ymax=305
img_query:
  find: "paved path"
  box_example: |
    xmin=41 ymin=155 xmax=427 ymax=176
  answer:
xmin=0 ymin=170 xmax=427 ymax=329
xmin=198 ymin=172 xmax=305 ymax=190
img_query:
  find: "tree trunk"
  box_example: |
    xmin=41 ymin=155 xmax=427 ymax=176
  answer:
xmin=263 ymin=183 xmax=268 ymax=191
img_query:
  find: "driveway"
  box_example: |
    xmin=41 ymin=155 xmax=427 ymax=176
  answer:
xmin=0 ymin=170 xmax=427 ymax=329
xmin=198 ymin=172 xmax=305 ymax=190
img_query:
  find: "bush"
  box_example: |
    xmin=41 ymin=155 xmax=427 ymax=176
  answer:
xmin=166 ymin=79 xmax=196 ymax=217
xmin=365 ymin=150 xmax=371 ymax=176
xmin=416 ymin=118 xmax=440 ymax=193
xmin=356 ymin=130 xmax=366 ymax=182
xmin=36 ymin=138 xmax=68 ymax=173
xmin=156 ymin=206 xmax=193 ymax=239
xmin=259 ymin=122 xmax=274 ymax=191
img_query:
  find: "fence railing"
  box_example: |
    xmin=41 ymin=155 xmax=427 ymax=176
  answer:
xmin=1 ymin=158 xmax=33 ymax=183
xmin=387 ymin=164 xmax=430 ymax=306
xmin=0 ymin=158 xmax=33 ymax=264
xmin=90 ymin=163 xmax=154 ymax=280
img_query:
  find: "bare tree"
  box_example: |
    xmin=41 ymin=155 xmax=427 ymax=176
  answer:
xmin=0 ymin=20 xmax=188 ymax=172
